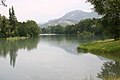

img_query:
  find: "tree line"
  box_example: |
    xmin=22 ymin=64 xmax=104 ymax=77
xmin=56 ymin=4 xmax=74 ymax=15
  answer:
xmin=41 ymin=16 xmax=119 ymax=38
xmin=0 ymin=6 xmax=40 ymax=38
xmin=41 ymin=18 xmax=103 ymax=36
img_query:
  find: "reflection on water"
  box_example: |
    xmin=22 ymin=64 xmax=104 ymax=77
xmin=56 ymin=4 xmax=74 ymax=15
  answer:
xmin=0 ymin=35 xmax=100 ymax=68
xmin=98 ymin=61 xmax=120 ymax=80
xmin=39 ymin=35 xmax=103 ymax=54
xmin=0 ymin=35 xmax=120 ymax=80
xmin=0 ymin=37 xmax=40 ymax=67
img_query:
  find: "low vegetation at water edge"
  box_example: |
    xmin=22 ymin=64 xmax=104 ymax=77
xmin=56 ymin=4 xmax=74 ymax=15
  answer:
xmin=6 ymin=37 xmax=28 ymax=40
xmin=77 ymin=39 xmax=120 ymax=54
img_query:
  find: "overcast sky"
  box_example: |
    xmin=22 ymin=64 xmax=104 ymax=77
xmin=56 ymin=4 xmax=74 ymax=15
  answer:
xmin=0 ymin=0 xmax=93 ymax=23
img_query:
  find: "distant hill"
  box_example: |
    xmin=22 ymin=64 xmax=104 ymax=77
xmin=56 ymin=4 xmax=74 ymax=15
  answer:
xmin=40 ymin=10 xmax=100 ymax=28
xmin=41 ymin=19 xmax=78 ymax=28
xmin=60 ymin=10 xmax=100 ymax=21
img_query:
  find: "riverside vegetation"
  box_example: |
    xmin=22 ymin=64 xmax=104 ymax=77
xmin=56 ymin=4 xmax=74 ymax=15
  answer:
xmin=0 ymin=1 xmax=120 ymax=80
xmin=1 ymin=0 xmax=120 ymax=54
xmin=77 ymin=0 xmax=120 ymax=54
xmin=0 ymin=6 xmax=40 ymax=38
xmin=78 ymin=39 xmax=120 ymax=54
xmin=41 ymin=18 xmax=103 ymax=36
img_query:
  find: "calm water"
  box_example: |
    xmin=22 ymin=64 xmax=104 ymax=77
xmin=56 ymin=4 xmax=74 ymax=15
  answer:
xmin=0 ymin=35 xmax=120 ymax=80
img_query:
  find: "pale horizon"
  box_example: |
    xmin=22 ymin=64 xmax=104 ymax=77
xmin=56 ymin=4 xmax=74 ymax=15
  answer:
xmin=0 ymin=0 xmax=93 ymax=23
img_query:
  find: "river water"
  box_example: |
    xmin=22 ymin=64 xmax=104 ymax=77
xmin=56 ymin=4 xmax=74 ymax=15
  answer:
xmin=0 ymin=35 xmax=120 ymax=80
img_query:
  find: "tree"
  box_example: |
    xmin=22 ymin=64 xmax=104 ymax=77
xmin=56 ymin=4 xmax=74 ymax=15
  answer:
xmin=65 ymin=25 xmax=76 ymax=34
xmin=0 ymin=5 xmax=40 ymax=38
xmin=9 ymin=6 xmax=17 ymax=37
xmin=0 ymin=0 xmax=7 ymax=7
xmin=23 ymin=20 xmax=40 ymax=37
xmin=17 ymin=22 xmax=27 ymax=37
xmin=0 ymin=16 xmax=8 ymax=37
xmin=88 ymin=0 xmax=120 ymax=40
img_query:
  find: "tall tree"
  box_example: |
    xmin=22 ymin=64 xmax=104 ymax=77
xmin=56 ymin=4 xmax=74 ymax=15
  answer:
xmin=88 ymin=0 xmax=120 ymax=40
xmin=9 ymin=6 xmax=17 ymax=36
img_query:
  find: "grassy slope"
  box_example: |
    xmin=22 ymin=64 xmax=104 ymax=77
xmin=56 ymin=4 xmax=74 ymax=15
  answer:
xmin=78 ymin=39 xmax=120 ymax=54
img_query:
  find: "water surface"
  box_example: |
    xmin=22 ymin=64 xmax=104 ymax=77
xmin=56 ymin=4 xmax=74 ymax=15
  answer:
xmin=0 ymin=35 xmax=120 ymax=80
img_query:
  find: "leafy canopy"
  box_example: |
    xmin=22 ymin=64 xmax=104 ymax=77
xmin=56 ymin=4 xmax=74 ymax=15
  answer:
xmin=88 ymin=0 xmax=120 ymax=40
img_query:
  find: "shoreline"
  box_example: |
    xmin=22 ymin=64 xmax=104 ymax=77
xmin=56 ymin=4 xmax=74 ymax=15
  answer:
xmin=77 ymin=39 xmax=120 ymax=54
xmin=6 ymin=37 xmax=28 ymax=40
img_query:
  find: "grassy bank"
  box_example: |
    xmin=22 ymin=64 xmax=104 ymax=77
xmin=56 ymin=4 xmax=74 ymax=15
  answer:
xmin=78 ymin=39 xmax=120 ymax=54
xmin=6 ymin=37 xmax=28 ymax=41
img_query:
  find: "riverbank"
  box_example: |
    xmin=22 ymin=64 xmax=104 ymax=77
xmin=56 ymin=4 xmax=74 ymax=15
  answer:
xmin=78 ymin=39 xmax=120 ymax=54
xmin=6 ymin=37 xmax=28 ymax=41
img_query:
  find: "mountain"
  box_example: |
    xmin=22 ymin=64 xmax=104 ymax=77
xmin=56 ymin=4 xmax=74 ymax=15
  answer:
xmin=41 ymin=19 xmax=78 ymax=28
xmin=60 ymin=10 xmax=100 ymax=21
xmin=40 ymin=10 xmax=100 ymax=28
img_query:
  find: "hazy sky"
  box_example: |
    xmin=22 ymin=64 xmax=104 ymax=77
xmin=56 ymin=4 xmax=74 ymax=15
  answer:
xmin=0 ymin=0 xmax=93 ymax=23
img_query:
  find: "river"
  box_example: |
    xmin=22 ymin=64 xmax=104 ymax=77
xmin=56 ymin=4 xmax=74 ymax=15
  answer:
xmin=0 ymin=35 xmax=120 ymax=80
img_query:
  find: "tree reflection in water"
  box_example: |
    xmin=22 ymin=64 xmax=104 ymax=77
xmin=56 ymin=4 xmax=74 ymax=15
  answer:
xmin=98 ymin=61 xmax=120 ymax=80
xmin=0 ymin=37 xmax=40 ymax=67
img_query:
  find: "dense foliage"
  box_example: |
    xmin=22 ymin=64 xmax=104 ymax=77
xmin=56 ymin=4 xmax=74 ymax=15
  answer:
xmin=41 ymin=18 xmax=103 ymax=36
xmin=0 ymin=6 xmax=40 ymax=38
xmin=87 ymin=0 xmax=120 ymax=40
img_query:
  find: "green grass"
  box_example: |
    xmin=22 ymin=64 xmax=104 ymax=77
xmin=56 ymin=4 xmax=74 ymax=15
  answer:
xmin=78 ymin=39 xmax=120 ymax=54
